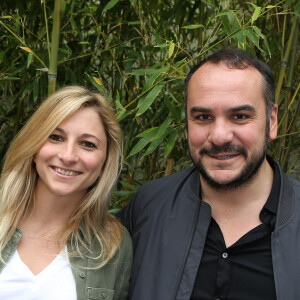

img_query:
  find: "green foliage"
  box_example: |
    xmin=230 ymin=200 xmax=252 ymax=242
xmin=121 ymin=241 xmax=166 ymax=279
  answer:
xmin=0 ymin=0 xmax=299 ymax=208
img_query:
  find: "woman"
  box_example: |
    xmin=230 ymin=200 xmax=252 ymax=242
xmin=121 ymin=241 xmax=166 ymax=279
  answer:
xmin=0 ymin=86 xmax=132 ymax=299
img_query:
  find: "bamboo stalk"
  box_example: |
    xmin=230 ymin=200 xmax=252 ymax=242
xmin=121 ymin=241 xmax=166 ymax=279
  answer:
xmin=275 ymin=16 xmax=298 ymax=104
xmin=48 ymin=0 xmax=62 ymax=96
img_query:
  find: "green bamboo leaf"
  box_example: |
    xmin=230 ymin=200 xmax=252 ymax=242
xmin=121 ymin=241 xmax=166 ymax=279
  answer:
xmin=263 ymin=37 xmax=271 ymax=57
xmin=27 ymin=52 xmax=33 ymax=68
xmin=142 ymin=72 xmax=164 ymax=92
xmin=103 ymin=0 xmax=120 ymax=12
xmin=154 ymin=30 xmax=163 ymax=44
xmin=2 ymin=76 xmax=20 ymax=80
xmin=266 ymin=5 xmax=276 ymax=9
xmin=142 ymin=126 xmax=173 ymax=157
xmin=244 ymin=28 xmax=263 ymax=52
xmin=234 ymin=30 xmax=244 ymax=44
xmin=164 ymin=131 xmax=177 ymax=157
xmin=130 ymin=67 xmax=168 ymax=76
xmin=87 ymin=74 xmax=106 ymax=95
xmin=119 ymin=181 xmax=136 ymax=190
xmin=116 ymin=98 xmax=128 ymax=121
xmin=108 ymin=208 xmax=121 ymax=215
xmin=182 ymin=24 xmax=204 ymax=29
xmin=127 ymin=21 xmax=141 ymax=25
xmin=127 ymin=137 xmax=151 ymax=158
xmin=137 ymin=127 xmax=159 ymax=138
xmin=169 ymin=41 xmax=175 ymax=58
xmin=164 ymin=96 xmax=181 ymax=121
xmin=171 ymin=58 xmax=186 ymax=70
xmin=154 ymin=43 xmax=169 ymax=48
xmin=155 ymin=118 xmax=173 ymax=139
xmin=117 ymin=109 xmax=129 ymax=122
xmin=295 ymin=0 xmax=300 ymax=12
xmin=220 ymin=15 xmax=231 ymax=35
xmin=33 ymin=79 xmax=39 ymax=103
xmin=128 ymin=49 xmax=143 ymax=60
xmin=253 ymin=26 xmax=264 ymax=38
xmin=251 ymin=6 xmax=262 ymax=24
xmin=114 ymin=190 xmax=136 ymax=197
xmin=249 ymin=2 xmax=257 ymax=8
xmin=227 ymin=11 xmax=240 ymax=31
xmin=136 ymin=83 xmax=166 ymax=116
xmin=143 ymin=135 xmax=165 ymax=157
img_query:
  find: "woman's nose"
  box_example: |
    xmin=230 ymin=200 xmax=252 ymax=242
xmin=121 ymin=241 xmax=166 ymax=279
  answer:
xmin=57 ymin=142 xmax=79 ymax=163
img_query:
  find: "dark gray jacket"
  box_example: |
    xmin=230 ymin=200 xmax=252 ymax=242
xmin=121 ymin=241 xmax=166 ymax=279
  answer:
xmin=121 ymin=158 xmax=300 ymax=300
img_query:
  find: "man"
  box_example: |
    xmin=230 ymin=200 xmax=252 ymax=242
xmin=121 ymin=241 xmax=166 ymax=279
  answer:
xmin=120 ymin=48 xmax=300 ymax=300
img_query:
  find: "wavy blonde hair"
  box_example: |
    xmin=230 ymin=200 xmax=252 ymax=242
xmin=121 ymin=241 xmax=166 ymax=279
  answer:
xmin=0 ymin=86 xmax=123 ymax=267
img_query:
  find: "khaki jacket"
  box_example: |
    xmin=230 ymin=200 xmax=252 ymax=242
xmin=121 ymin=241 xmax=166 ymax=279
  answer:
xmin=0 ymin=227 xmax=132 ymax=300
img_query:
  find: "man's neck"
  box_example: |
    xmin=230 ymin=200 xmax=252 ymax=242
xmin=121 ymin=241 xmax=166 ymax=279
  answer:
xmin=200 ymin=157 xmax=274 ymax=247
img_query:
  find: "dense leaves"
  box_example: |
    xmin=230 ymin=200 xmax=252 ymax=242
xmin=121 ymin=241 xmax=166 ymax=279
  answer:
xmin=0 ymin=0 xmax=299 ymax=208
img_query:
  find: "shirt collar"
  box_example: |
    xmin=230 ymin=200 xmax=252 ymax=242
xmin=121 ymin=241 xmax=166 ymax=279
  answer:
xmin=263 ymin=155 xmax=281 ymax=215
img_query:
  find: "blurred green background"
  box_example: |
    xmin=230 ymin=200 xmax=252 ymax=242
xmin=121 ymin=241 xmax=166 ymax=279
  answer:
xmin=1 ymin=0 xmax=299 ymax=208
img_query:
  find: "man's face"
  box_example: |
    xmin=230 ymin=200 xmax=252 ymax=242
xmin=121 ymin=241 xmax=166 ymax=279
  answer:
xmin=186 ymin=62 xmax=278 ymax=190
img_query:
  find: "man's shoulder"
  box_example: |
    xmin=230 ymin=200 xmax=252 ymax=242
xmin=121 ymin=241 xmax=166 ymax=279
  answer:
xmin=137 ymin=166 xmax=197 ymax=193
xmin=127 ymin=166 xmax=199 ymax=213
xmin=274 ymin=157 xmax=300 ymax=189
xmin=288 ymin=175 xmax=300 ymax=190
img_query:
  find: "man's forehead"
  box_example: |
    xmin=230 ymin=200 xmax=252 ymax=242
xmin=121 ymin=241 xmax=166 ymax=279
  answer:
xmin=186 ymin=61 xmax=266 ymax=113
xmin=188 ymin=61 xmax=263 ymax=91
xmin=191 ymin=60 xmax=258 ymax=78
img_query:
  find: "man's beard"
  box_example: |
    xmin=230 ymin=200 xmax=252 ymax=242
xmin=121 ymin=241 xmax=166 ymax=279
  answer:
xmin=189 ymin=130 xmax=269 ymax=191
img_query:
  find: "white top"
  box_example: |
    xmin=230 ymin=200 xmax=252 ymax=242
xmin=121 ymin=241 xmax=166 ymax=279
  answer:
xmin=0 ymin=247 xmax=77 ymax=300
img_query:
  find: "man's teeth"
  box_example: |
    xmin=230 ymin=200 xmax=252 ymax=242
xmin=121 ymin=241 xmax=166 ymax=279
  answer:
xmin=55 ymin=168 xmax=80 ymax=176
xmin=215 ymin=155 xmax=236 ymax=160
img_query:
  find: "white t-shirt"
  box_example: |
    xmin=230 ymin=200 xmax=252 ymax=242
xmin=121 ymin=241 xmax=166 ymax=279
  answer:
xmin=0 ymin=248 xmax=77 ymax=300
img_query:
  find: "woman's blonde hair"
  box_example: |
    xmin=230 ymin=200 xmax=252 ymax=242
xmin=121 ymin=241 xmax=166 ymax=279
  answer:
xmin=0 ymin=86 xmax=123 ymax=266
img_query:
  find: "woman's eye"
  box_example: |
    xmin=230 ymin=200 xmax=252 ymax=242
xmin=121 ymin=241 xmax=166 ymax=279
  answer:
xmin=49 ymin=134 xmax=63 ymax=141
xmin=82 ymin=141 xmax=97 ymax=149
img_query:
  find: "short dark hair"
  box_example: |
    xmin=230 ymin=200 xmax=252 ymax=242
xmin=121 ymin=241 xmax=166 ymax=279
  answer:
xmin=185 ymin=48 xmax=275 ymax=120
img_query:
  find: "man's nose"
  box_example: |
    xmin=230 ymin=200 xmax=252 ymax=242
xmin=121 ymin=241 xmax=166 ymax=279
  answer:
xmin=207 ymin=119 xmax=234 ymax=146
xmin=57 ymin=142 xmax=79 ymax=163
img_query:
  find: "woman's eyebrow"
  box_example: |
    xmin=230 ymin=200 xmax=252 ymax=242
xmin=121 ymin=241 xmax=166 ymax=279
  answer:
xmin=53 ymin=128 xmax=102 ymax=143
xmin=81 ymin=133 xmax=101 ymax=143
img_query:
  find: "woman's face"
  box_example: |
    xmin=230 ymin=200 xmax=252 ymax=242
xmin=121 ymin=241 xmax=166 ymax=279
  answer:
xmin=34 ymin=107 xmax=107 ymax=201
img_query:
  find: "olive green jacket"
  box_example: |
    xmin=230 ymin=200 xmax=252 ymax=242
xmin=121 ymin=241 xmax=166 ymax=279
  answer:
xmin=0 ymin=227 xmax=133 ymax=300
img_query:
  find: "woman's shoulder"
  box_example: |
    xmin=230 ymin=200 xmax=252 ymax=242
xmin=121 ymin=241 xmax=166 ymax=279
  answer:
xmin=120 ymin=226 xmax=132 ymax=250
xmin=112 ymin=226 xmax=132 ymax=264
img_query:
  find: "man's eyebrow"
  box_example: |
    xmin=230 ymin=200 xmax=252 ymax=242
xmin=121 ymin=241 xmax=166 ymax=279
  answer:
xmin=190 ymin=107 xmax=212 ymax=114
xmin=189 ymin=105 xmax=257 ymax=115
xmin=227 ymin=105 xmax=256 ymax=113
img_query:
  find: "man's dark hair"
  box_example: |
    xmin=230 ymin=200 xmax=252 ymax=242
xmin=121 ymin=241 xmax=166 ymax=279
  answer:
xmin=185 ymin=48 xmax=275 ymax=121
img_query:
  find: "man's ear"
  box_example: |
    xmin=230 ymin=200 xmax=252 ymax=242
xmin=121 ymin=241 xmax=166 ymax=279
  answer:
xmin=269 ymin=104 xmax=278 ymax=141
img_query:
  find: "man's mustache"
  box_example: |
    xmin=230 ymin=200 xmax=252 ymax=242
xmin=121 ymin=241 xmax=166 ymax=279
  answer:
xmin=200 ymin=143 xmax=247 ymax=157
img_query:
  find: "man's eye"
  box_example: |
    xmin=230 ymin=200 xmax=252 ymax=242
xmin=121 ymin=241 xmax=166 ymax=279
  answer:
xmin=82 ymin=141 xmax=97 ymax=149
xmin=49 ymin=134 xmax=63 ymax=141
xmin=197 ymin=114 xmax=212 ymax=121
xmin=233 ymin=114 xmax=248 ymax=120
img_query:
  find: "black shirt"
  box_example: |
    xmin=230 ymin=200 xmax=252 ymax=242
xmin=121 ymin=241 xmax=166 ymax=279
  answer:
xmin=191 ymin=160 xmax=280 ymax=300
